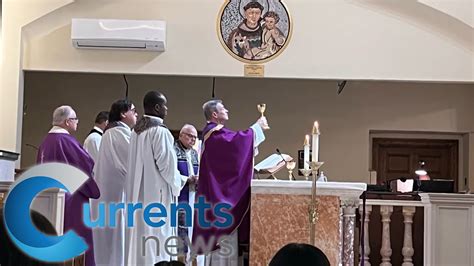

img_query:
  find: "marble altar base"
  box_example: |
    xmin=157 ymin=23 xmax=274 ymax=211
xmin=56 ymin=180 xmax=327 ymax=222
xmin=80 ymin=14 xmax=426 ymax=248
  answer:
xmin=250 ymin=193 xmax=340 ymax=265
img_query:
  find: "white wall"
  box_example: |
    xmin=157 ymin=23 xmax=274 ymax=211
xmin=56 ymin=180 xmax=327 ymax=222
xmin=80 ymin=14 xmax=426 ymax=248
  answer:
xmin=419 ymin=0 xmax=474 ymax=27
xmin=0 ymin=0 xmax=3 ymax=86
xmin=1 ymin=0 xmax=3 ymax=62
xmin=0 ymin=0 xmax=71 ymax=153
xmin=22 ymin=0 xmax=473 ymax=81
xmin=21 ymin=71 xmax=474 ymax=183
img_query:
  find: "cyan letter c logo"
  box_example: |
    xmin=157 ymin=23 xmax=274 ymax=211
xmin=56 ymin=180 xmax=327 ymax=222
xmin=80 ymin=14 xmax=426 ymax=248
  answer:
xmin=3 ymin=163 xmax=90 ymax=262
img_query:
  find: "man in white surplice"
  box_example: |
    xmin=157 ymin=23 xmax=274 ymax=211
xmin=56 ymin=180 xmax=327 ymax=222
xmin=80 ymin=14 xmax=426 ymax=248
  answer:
xmin=91 ymin=100 xmax=137 ymax=266
xmin=84 ymin=111 xmax=109 ymax=163
xmin=124 ymin=91 xmax=187 ymax=265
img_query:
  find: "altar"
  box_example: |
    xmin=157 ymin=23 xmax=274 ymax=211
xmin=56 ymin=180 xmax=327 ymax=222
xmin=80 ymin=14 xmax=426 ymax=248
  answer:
xmin=250 ymin=180 xmax=366 ymax=265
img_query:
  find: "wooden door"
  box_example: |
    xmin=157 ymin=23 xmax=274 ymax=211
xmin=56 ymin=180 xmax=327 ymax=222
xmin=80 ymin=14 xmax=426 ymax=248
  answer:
xmin=372 ymin=138 xmax=458 ymax=190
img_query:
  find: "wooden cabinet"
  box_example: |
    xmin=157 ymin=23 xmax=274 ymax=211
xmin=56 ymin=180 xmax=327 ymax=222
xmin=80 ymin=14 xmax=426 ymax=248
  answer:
xmin=372 ymin=138 xmax=458 ymax=190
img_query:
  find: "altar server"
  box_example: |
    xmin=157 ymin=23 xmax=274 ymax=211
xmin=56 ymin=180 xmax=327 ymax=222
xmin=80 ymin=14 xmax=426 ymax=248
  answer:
xmin=124 ymin=91 xmax=186 ymax=265
xmin=92 ymin=99 xmax=137 ymax=265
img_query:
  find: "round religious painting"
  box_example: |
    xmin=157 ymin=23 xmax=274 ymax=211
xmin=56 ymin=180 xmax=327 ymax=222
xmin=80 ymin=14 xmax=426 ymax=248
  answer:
xmin=218 ymin=0 xmax=292 ymax=64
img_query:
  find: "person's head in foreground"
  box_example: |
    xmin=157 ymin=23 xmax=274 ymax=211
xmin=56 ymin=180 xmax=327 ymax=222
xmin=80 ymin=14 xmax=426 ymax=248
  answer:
xmin=269 ymin=243 xmax=330 ymax=266
xmin=154 ymin=261 xmax=185 ymax=266
xmin=0 ymin=209 xmax=58 ymax=266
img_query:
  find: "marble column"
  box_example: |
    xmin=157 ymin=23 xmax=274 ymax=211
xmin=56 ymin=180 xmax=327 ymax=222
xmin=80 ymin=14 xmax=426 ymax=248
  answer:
xmin=339 ymin=207 xmax=344 ymax=264
xmin=341 ymin=198 xmax=359 ymax=266
xmin=359 ymin=205 xmax=372 ymax=266
xmin=402 ymin=206 xmax=416 ymax=266
xmin=380 ymin=205 xmax=393 ymax=266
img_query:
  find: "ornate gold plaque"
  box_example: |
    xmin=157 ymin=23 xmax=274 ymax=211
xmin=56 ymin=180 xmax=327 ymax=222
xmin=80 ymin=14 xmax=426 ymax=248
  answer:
xmin=244 ymin=64 xmax=265 ymax=77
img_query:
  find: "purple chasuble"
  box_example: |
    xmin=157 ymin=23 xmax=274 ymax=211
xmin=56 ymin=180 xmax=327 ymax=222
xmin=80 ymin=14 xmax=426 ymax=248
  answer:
xmin=37 ymin=133 xmax=100 ymax=266
xmin=192 ymin=122 xmax=254 ymax=253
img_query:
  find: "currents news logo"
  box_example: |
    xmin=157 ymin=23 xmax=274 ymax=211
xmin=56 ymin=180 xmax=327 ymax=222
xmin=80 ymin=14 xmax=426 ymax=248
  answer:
xmin=3 ymin=162 xmax=236 ymax=262
xmin=3 ymin=163 xmax=89 ymax=262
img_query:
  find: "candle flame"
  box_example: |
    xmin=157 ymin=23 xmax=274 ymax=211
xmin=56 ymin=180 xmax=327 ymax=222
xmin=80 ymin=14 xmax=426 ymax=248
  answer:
xmin=312 ymin=121 xmax=320 ymax=134
xmin=304 ymin=135 xmax=310 ymax=146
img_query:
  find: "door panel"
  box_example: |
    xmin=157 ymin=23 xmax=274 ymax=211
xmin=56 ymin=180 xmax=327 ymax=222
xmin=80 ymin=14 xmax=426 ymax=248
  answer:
xmin=372 ymin=138 xmax=458 ymax=191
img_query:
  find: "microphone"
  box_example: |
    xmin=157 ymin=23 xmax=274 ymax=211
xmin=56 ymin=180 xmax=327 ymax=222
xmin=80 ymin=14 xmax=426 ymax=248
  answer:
xmin=276 ymin=148 xmax=289 ymax=162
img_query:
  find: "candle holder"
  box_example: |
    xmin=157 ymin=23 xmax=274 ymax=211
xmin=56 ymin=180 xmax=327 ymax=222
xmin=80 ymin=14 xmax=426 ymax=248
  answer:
xmin=308 ymin=161 xmax=324 ymax=245
xmin=309 ymin=161 xmax=324 ymax=177
xmin=286 ymin=161 xmax=296 ymax=181
xmin=299 ymin=168 xmax=312 ymax=181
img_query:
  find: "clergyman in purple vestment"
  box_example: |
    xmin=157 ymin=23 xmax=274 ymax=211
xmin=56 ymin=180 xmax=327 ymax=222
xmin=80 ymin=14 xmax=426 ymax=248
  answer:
xmin=174 ymin=124 xmax=199 ymax=263
xmin=36 ymin=105 xmax=100 ymax=266
xmin=192 ymin=100 xmax=268 ymax=264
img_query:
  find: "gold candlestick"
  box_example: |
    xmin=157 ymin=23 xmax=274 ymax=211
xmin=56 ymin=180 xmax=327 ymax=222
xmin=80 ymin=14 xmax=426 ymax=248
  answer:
xmin=308 ymin=161 xmax=324 ymax=246
xmin=300 ymin=168 xmax=312 ymax=181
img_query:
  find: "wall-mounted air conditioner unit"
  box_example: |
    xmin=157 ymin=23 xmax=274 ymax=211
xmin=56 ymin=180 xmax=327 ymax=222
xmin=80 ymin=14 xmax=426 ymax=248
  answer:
xmin=71 ymin=18 xmax=166 ymax=51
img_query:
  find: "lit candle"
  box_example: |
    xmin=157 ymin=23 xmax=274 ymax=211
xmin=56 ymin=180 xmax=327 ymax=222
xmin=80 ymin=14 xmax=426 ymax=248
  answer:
xmin=304 ymin=135 xmax=310 ymax=170
xmin=312 ymin=121 xmax=320 ymax=162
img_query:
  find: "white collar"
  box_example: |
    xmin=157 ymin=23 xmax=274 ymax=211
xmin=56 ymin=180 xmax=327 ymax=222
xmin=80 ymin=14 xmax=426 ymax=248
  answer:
xmin=143 ymin=115 xmax=163 ymax=123
xmin=93 ymin=126 xmax=104 ymax=134
xmin=48 ymin=126 xmax=69 ymax=134
xmin=117 ymin=121 xmax=131 ymax=130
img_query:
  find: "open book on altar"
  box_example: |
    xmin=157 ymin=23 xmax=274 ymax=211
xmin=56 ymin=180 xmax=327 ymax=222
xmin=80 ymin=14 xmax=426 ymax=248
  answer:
xmin=254 ymin=153 xmax=293 ymax=174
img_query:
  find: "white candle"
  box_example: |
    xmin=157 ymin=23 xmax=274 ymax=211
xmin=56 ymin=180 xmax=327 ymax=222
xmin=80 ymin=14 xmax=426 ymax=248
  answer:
xmin=312 ymin=121 xmax=320 ymax=162
xmin=304 ymin=135 xmax=310 ymax=170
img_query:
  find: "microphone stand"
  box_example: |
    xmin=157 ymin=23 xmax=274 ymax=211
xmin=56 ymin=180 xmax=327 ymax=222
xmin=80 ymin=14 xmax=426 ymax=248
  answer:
xmin=276 ymin=148 xmax=288 ymax=162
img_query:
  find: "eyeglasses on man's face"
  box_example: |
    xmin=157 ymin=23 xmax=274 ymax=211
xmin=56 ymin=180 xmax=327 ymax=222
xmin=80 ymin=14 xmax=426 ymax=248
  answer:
xmin=183 ymin=133 xmax=197 ymax=140
xmin=68 ymin=117 xmax=79 ymax=122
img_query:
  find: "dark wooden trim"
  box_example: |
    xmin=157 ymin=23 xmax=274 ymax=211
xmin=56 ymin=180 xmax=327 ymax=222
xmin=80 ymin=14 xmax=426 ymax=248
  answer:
xmin=372 ymin=138 xmax=459 ymax=190
xmin=372 ymin=138 xmax=459 ymax=148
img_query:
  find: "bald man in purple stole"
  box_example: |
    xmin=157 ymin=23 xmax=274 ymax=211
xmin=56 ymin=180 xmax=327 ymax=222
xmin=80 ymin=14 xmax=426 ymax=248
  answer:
xmin=193 ymin=99 xmax=268 ymax=265
xmin=37 ymin=105 xmax=100 ymax=266
xmin=174 ymin=124 xmax=200 ymax=264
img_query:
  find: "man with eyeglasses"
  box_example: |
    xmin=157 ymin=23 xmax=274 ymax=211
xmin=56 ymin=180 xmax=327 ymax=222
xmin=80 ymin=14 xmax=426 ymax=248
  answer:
xmin=37 ymin=105 xmax=100 ymax=266
xmin=174 ymin=124 xmax=201 ymax=265
xmin=193 ymin=99 xmax=269 ymax=265
xmin=91 ymin=99 xmax=137 ymax=266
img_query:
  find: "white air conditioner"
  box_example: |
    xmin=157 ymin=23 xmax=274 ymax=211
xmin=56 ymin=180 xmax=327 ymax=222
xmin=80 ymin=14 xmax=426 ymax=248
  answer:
xmin=71 ymin=18 xmax=166 ymax=51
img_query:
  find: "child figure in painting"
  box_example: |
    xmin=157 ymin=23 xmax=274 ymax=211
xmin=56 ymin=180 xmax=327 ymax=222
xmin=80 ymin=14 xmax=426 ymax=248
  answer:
xmin=255 ymin=11 xmax=286 ymax=59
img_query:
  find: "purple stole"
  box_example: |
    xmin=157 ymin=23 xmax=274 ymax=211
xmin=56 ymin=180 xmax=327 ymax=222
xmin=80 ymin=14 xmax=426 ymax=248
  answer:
xmin=175 ymin=140 xmax=199 ymax=254
xmin=192 ymin=122 xmax=254 ymax=253
xmin=174 ymin=140 xmax=199 ymax=203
